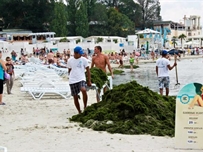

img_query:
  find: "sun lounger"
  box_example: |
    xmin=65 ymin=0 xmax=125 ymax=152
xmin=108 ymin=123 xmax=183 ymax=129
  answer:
xmin=0 ymin=146 xmax=7 ymax=152
xmin=21 ymin=81 xmax=71 ymax=100
xmin=87 ymin=76 xmax=113 ymax=101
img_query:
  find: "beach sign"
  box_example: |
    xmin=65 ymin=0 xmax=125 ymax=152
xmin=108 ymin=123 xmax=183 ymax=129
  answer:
xmin=175 ymin=83 xmax=203 ymax=149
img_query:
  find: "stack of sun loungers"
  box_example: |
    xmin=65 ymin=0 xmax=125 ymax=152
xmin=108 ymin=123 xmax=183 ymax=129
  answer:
xmin=17 ymin=64 xmax=71 ymax=100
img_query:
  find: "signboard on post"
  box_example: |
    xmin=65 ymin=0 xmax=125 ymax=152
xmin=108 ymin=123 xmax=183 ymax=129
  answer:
xmin=175 ymin=83 xmax=203 ymax=149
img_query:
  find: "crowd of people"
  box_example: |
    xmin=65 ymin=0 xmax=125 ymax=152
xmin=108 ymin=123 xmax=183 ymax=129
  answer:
xmin=1 ymin=46 xmax=202 ymax=112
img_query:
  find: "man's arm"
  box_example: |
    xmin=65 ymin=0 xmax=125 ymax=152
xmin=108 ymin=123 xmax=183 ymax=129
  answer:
xmin=105 ymin=56 xmax=114 ymax=78
xmin=156 ymin=66 xmax=158 ymax=76
xmin=86 ymin=66 xmax=91 ymax=86
xmin=68 ymin=68 xmax=71 ymax=75
xmin=167 ymin=62 xmax=177 ymax=70
xmin=91 ymin=57 xmax=95 ymax=68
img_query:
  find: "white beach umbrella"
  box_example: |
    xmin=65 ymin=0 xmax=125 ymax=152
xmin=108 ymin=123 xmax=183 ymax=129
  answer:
xmin=136 ymin=28 xmax=160 ymax=35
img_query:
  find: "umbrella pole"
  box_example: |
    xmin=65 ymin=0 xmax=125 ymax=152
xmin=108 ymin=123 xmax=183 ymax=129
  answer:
xmin=174 ymin=55 xmax=180 ymax=86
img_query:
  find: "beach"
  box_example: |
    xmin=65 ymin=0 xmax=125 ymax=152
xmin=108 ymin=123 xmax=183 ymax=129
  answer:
xmin=0 ymin=80 xmax=200 ymax=152
xmin=0 ymin=54 xmax=203 ymax=152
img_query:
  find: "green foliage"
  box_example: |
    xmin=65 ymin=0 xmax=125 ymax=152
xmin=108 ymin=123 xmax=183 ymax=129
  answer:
xmin=75 ymin=2 xmax=89 ymax=37
xmin=107 ymin=8 xmax=135 ymax=37
xmin=113 ymin=39 xmax=118 ymax=43
xmin=76 ymin=39 xmax=81 ymax=44
xmin=0 ymin=0 xmax=162 ymax=36
xmin=96 ymin=37 xmax=103 ymax=43
xmin=171 ymin=36 xmax=178 ymax=48
xmin=123 ymin=65 xmax=139 ymax=69
xmin=88 ymin=3 xmax=108 ymax=36
xmin=135 ymin=0 xmax=162 ymax=29
xmin=178 ymin=34 xmax=187 ymax=47
xmin=59 ymin=37 xmax=68 ymax=42
xmin=49 ymin=2 xmax=68 ymax=37
xmin=70 ymin=81 xmax=176 ymax=137
xmin=107 ymin=69 xmax=124 ymax=75
xmin=0 ymin=0 xmax=55 ymax=32
xmin=139 ymin=34 xmax=144 ymax=38
xmin=87 ymin=68 xmax=108 ymax=89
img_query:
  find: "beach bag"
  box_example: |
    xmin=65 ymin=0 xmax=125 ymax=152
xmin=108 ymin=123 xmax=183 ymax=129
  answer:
xmin=3 ymin=72 xmax=10 ymax=84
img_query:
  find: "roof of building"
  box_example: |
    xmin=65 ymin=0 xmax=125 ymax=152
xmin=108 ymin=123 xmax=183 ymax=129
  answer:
xmin=153 ymin=20 xmax=185 ymax=28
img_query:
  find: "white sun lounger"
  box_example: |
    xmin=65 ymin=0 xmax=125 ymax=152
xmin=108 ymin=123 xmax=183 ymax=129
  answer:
xmin=87 ymin=76 xmax=113 ymax=101
xmin=0 ymin=146 xmax=7 ymax=152
xmin=21 ymin=82 xmax=71 ymax=100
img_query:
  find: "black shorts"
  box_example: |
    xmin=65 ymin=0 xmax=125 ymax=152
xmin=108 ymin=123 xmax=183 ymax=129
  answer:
xmin=70 ymin=81 xmax=86 ymax=96
xmin=0 ymin=79 xmax=4 ymax=94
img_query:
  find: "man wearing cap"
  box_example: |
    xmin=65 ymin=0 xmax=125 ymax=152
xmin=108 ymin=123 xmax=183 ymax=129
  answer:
xmin=67 ymin=46 xmax=91 ymax=113
xmin=156 ymin=50 xmax=177 ymax=96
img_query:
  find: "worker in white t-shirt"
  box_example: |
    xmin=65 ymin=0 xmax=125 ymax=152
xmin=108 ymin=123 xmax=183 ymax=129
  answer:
xmin=155 ymin=50 xmax=177 ymax=96
xmin=67 ymin=46 xmax=91 ymax=114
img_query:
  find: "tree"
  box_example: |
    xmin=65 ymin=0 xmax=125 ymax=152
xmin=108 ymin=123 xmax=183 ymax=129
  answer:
xmin=178 ymin=34 xmax=186 ymax=49
xmin=171 ymin=36 xmax=178 ymax=48
xmin=83 ymin=0 xmax=97 ymax=22
xmin=100 ymin=0 xmax=121 ymax=8
xmin=66 ymin=0 xmax=80 ymax=36
xmin=134 ymin=0 xmax=161 ymax=29
xmin=107 ymin=8 xmax=134 ymax=37
xmin=118 ymin=0 xmax=142 ymax=27
xmin=49 ymin=1 xmax=68 ymax=37
xmin=89 ymin=3 xmax=108 ymax=36
xmin=75 ymin=1 xmax=89 ymax=37
xmin=0 ymin=0 xmax=55 ymax=31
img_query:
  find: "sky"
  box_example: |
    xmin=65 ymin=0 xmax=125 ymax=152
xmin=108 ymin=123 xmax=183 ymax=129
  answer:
xmin=159 ymin=0 xmax=203 ymax=26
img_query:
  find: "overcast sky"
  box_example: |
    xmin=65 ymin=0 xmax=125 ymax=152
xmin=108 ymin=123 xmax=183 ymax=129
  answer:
xmin=159 ymin=0 xmax=203 ymax=26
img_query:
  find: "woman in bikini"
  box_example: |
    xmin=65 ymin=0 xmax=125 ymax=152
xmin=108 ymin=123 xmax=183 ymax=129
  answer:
xmin=189 ymin=83 xmax=203 ymax=108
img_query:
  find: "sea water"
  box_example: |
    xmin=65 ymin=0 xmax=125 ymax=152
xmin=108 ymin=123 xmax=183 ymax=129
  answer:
xmin=113 ymin=58 xmax=203 ymax=96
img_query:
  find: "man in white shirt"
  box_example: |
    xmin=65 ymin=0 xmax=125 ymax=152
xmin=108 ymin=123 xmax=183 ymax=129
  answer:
xmin=156 ymin=50 xmax=177 ymax=96
xmin=67 ymin=46 xmax=91 ymax=113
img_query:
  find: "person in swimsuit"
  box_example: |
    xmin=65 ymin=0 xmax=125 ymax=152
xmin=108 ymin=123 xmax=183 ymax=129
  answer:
xmin=129 ymin=53 xmax=134 ymax=72
xmin=189 ymin=83 xmax=203 ymax=108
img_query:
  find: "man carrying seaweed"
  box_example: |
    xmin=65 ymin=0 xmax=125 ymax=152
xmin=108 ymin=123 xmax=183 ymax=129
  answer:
xmin=67 ymin=46 xmax=91 ymax=113
xmin=156 ymin=50 xmax=177 ymax=96
xmin=91 ymin=46 xmax=114 ymax=102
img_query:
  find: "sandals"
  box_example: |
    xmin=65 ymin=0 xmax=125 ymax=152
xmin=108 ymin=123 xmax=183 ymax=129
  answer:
xmin=0 ymin=102 xmax=6 ymax=105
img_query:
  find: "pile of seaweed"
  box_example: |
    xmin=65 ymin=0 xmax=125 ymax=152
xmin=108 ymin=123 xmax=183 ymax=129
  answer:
xmin=87 ymin=67 xmax=108 ymax=89
xmin=70 ymin=81 xmax=176 ymax=137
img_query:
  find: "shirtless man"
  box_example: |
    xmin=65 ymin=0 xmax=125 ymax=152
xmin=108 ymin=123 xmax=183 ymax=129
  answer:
xmin=47 ymin=50 xmax=54 ymax=64
xmin=91 ymin=46 xmax=114 ymax=102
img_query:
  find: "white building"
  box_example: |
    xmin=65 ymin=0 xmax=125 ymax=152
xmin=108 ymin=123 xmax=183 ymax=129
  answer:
xmin=183 ymin=15 xmax=202 ymax=37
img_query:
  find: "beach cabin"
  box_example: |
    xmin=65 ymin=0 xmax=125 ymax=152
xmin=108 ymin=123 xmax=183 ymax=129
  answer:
xmin=0 ymin=29 xmax=55 ymax=44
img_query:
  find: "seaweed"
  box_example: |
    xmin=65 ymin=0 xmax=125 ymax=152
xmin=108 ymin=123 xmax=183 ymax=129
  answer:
xmin=87 ymin=68 xmax=108 ymax=89
xmin=70 ymin=81 xmax=176 ymax=137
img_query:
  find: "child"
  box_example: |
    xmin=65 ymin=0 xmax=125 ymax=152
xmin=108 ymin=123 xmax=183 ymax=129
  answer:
xmin=129 ymin=53 xmax=135 ymax=72
xmin=5 ymin=57 xmax=14 ymax=94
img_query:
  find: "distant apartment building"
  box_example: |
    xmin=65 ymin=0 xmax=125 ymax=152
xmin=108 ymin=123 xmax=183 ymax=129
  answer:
xmin=153 ymin=20 xmax=186 ymax=41
xmin=153 ymin=15 xmax=202 ymax=40
xmin=183 ymin=15 xmax=202 ymax=38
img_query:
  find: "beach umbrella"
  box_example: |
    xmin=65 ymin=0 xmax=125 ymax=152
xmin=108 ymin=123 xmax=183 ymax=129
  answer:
xmin=136 ymin=28 xmax=160 ymax=35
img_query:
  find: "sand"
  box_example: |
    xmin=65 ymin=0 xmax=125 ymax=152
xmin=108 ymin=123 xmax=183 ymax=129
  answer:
xmin=0 ymin=52 xmax=203 ymax=152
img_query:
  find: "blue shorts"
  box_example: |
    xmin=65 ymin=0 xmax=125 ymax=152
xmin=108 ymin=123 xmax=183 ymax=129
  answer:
xmin=70 ymin=81 xmax=86 ymax=96
xmin=158 ymin=77 xmax=170 ymax=89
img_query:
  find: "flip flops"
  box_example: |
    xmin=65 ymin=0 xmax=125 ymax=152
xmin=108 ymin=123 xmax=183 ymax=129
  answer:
xmin=0 ymin=102 xmax=6 ymax=105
